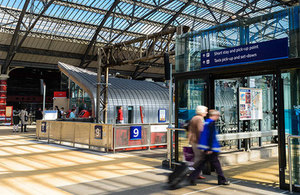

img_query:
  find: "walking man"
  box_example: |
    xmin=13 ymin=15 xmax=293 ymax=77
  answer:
xmin=189 ymin=109 xmax=230 ymax=186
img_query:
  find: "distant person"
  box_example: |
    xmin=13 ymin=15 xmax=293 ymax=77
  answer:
xmin=188 ymin=105 xmax=208 ymax=179
xmin=55 ymin=106 xmax=61 ymax=118
xmin=35 ymin=107 xmax=43 ymax=120
xmin=60 ymin=107 xmax=66 ymax=118
xmin=116 ymin=106 xmax=124 ymax=124
xmin=12 ymin=109 xmax=20 ymax=132
xmin=188 ymin=110 xmax=230 ymax=186
xmin=19 ymin=107 xmax=28 ymax=132
xmin=69 ymin=108 xmax=76 ymax=119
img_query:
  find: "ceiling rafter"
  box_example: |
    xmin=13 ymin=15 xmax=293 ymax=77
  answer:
xmin=2 ymin=0 xmax=55 ymax=74
xmin=146 ymin=0 xmax=192 ymax=54
xmin=177 ymin=0 xmax=234 ymax=17
xmin=0 ymin=6 xmax=144 ymax=40
xmin=202 ymin=0 xmax=220 ymax=24
xmin=80 ymin=0 xmax=120 ymax=68
xmin=4 ymin=0 xmax=31 ymax=74
xmin=53 ymin=0 xmax=166 ymax=28
xmin=223 ymin=0 xmax=261 ymax=23
xmin=121 ymin=0 xmax=217 ymax=26
xmin=107 ymin=0 xmax=176 ymax=45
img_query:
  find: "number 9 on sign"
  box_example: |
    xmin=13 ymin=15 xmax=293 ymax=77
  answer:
xmin=130 ymin=126 xmax=141 ymax=140
xmin=133 ymin=128 xmax=139 ymax=137
xmin=94 ymin=125 xmax=103 ymax=139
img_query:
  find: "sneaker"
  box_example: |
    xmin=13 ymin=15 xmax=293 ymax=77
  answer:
xmin=189 ymin=180 xmax=197 ymax=186
xmin=218 ymin=180 xmax=230 ymax=185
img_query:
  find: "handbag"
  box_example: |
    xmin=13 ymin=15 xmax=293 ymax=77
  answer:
xmin=25 ymin=115 xmax=28 ymax=121
xmin=183 ymin=146 xmax=194 ymax=162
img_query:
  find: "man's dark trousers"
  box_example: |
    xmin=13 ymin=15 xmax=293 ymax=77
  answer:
xmin=189 ymin=151 xmax=226 ymax=183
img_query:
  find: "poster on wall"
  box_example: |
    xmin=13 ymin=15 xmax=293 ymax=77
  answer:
xmin=158 ymin=109 xmax=166 ymax=122
xmin=239 ymin=88 xmax=263 ymax=120
xmin=5 ymin=106 xmax=13 ymax=117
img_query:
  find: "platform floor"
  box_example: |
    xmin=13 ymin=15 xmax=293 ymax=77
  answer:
xmin=0 ymin=126 xmax=296 ymax=195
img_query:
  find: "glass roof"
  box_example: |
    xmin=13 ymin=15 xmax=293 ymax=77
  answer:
xmin=0 ymin=0 xmax=294 ymax=45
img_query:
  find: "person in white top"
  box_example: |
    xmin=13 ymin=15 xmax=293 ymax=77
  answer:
xmin=19 ymin=107 xmax=28 ymax=132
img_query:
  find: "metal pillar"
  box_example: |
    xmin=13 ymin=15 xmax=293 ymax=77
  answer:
xmin=167 ymin=62 xmax=173 ymax=168
xmin=96 ymin=49 xmax=102 ymax=123
xmin=43 ymin=83 xmax=46 ymax=119
xmin=103 ymin=66 xmax=109 ymax=123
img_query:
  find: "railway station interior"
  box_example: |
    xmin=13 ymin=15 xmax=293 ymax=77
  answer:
xmin=0 ymin=0 xmax=300 ymax=194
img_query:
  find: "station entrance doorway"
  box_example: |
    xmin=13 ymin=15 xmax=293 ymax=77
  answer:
xmin=175 ymin=64 xmax=300 ymax=191
xmin=212 ymin=74 xmax=276 ymax=151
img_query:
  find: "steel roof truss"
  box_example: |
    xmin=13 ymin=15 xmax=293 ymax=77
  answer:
xmin=80 ymin=0 xmax=121 ymax=68
xmin=3 ymin=0 xmax=30 ymax=74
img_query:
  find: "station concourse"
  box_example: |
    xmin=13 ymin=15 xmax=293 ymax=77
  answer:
xmin=0 ymin=125 xmax=291 ymax=195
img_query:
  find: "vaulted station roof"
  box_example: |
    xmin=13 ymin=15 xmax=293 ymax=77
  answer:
xmin=0 ymin=0 xmax=297 ymax=79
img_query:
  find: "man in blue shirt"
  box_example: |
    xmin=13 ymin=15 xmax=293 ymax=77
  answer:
xmin=188 ymin=109 xmax=230 ymax=186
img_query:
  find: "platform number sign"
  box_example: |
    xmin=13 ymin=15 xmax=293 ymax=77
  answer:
xmin=41 ymin=122 xmax=46 ymax=133
xmin=130 ymin=126 xmax=142 ymax=140
xmin=94 ymin=125 xmax=103 ymax=139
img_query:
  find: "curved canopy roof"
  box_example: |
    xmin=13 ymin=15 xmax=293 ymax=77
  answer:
xmin=0 ymin=0 xmax=297 ymax=77
xmin=58 ymin=62 xmax=169 ymax=117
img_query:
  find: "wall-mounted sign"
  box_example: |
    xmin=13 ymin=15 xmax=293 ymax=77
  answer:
xmin=43 ymin=110 xmax=58 ymax=120
xmin=41 ymin=122 xmax=47 ymax=133
xmin=94 ymin=125 xmax=103 ymax=139
xmin=201 ymin=38 xmax=288 ymax=69
xmin=130 ymin=126 xmax=142 ymax=140
xmin=239 ymin=88 xmax=263 ymax=120
xmin=158 ymin=109 xmax=166 ymax=122
xmin=54 ymin=91 xmax=67 ymax=97
xmin=5 ymin=106 xmax=13 ymax=117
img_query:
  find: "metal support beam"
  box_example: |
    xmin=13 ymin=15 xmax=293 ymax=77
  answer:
xmin=53 ymin=0 xmax=165 ymax=28
xmin=107 ymin=0 xmax=176 ymax=45
xmin=80 ymin=0 xmax=120 ymax=68
xmin=96 ymin=49 xmax=102 ymax=123
xmin=103 ymin=66 xmax=109 ymax=123
xmin=3 ymin=0 xmax=30 ymax=74
xmin=2 ymin=0 xmax=55 ymax=74
xmin=0 ymin=44 xmax=96 ymax=60
xmin=223 ymin=0 xmax=260 ymax=23
xmin=145 ymin=1 xmax=191 ymax=55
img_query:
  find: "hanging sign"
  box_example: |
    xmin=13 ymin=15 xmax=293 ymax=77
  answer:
xmin=201 ymin=38 xmax=288 ymax=69
xmin=239 ymin=88 xmax=263 ymax=120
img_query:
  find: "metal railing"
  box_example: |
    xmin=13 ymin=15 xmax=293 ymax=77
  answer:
xmin=167 ymin=127 xmax=186 ymax=168
xmin=36 ymin=120 xmax=169 ymax=152
xmin=112 ymin=123 xmax=168 ymax=152
xmin=166 ymin=127 xmax=278 ymax=168
xmin=288 ymin=135 xmax=300 ymax=192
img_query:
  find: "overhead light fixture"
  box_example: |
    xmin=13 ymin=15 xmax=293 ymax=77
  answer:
xmin=231 ymin=15 xmax=237 ymax=20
